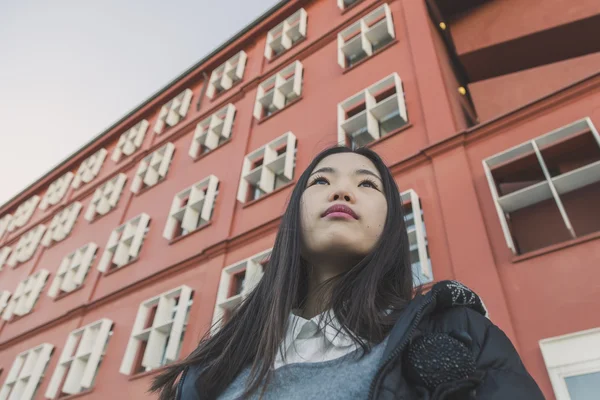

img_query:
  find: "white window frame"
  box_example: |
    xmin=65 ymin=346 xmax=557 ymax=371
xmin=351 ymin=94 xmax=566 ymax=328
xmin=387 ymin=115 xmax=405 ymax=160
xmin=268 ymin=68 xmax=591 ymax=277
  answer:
xmin=2 ymin=269 xmax=49 ymax=321
xmin=401 ymin=190 xmax=432 ymax=285
xmin=163 ymin=175 xmax=219 ymax=240
xmin=337 ymin=72 xmax=408 ymax=147
xmin=189 ymin=104 xmax=236 ymax=158
xmin=7 ymin=196 xmax=40 ymax=233
xmin=237 ymin=132 xmax=297 ymax=203
xmin=84 ymin=174 xmax=127 ymax=222
xmin=153 ymin=89 xmax=194 ymax=135
xmin=0 ymin=214 xmax=12 ymax=240
xmin=337 ymin=4 xmax=395 ymax=68
xmin=131 ymin=143 xmax=175 ymax=194
xmin=39 ymin=173 xmax=74 ymax=210
xmin=45 ymin=319 xmax=113 ymax=398
xmin=0 ymin=247 xmax=11 ymax=271
xmin=264 ymin=8 xmax=307 ymax=60
xmin=72 ymin=149 xmax=108 ymax=189
xmin=337 ymin=0 xmax=362 ymax=10
xmin=540 ymin=327 xmax=600 ymax=400
xmin=206 ymin=51 xmax=247 ymax=99
xmin=6 ymin=225 xmax=47 ymax=268
xmin=0 ymin=343 xmax=54 ymax=400
xmin=97 ymin=213 xmax=150 ymax=273
xmin=211 ymin=249 xmax=271 ymax=334
xmin=0 ymin=290 xmax=10 ymax=316
xmin=41 ymin=202 xmax=82 ymax=247
xmin=253 ymin=61 xmax=303 ymax=120
xmin=120 ymin=285 xmax=193 ymax=375
xmin=111 ymin=120 xmax=149 ymax=162
xmin=483 ymin=117 xmax=600 ymax=255
xmin=47 ymin=243 xmax=98 ymax=298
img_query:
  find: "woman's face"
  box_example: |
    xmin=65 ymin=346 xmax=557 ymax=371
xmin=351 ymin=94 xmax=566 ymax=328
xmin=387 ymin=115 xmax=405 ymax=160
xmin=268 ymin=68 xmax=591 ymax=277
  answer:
xmin=300 ymin=153 xmax=388 ymax=263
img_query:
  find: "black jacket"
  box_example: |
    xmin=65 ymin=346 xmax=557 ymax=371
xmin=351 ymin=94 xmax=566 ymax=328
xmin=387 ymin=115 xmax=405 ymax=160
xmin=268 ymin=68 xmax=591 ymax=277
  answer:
xmin=176 ymin=280 xmax=545 ymax=399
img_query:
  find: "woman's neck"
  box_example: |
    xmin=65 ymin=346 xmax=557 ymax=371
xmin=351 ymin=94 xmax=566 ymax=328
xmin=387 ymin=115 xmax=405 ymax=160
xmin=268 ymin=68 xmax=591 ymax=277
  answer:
xmin=300 ymin=260 xmax=349 ymax=319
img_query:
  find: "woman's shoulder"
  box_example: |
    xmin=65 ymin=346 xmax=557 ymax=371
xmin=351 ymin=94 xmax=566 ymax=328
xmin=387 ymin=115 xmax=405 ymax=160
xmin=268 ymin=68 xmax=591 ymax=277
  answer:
xmin=176 ymin=363 xmax=204 ymax=400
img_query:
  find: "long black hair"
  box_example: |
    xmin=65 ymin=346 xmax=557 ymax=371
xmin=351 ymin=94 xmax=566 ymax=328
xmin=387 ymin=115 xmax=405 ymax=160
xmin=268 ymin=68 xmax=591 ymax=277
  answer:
xmin=150 ymin=146 xmax=415 ymax=399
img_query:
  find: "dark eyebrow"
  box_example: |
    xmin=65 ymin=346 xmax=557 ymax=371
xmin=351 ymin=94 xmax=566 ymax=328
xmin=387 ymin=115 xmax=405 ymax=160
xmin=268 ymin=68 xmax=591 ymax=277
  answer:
xmin=310 ymin=167 xmax=382 ymax=181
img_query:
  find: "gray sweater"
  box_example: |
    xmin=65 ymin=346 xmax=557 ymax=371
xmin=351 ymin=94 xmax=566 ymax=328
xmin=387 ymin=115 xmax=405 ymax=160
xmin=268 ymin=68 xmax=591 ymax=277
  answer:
xmin=217 ymin=337 xmax=388 ymax=399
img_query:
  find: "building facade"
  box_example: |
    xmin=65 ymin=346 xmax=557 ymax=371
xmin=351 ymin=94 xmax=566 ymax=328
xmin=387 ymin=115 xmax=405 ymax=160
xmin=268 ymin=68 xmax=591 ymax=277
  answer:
xmin=0 ymin=0 xmax=599 ymax=399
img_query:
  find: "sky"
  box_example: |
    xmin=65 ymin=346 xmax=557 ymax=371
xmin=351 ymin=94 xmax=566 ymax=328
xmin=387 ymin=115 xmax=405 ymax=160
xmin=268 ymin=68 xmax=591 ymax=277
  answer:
xmin=0 ymin=0 xmax=281 ymax=206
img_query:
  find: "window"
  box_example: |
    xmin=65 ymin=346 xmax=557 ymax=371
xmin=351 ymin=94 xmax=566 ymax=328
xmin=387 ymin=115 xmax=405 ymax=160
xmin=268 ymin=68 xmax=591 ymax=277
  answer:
xmin=45 ymin=319 xmax=113 ymax=398
xmin=39 ymin=173 xmax=74 ymax=210
xmin=7 ymin=196 xmax=40 ymax=233
xmin=47 ymin=243 xmax=98 ymax=298
xmin=0 ymin=291 xmax=10 ymax=316
xmin=540 ymin=327 xmax=600 ymax=400
xmin=337 ymin=73 xmax=408 ymax=148
xmin=72 ymin=149 xmax=108 ymax=189
xmin=206 ymin=51 xmax=247 ymax=99
xmin=153 ymin=89 xmax=193 ymax=135
xmin=337 ymin=4 xmax=395 ymax=68
xmin=84 ymin=174 xmax=127 ymax=222
xmin=41 ymin=202 xmax=82 ymax=247
xmin=189 ymin=104 xmax=236 ymax=158
xmin=120 ymin=285 xmax=193 ymax=375
xmin=97 ymin=213 xmax=150 ymax=273
xmin=2 ymin=269 xmax=49 ymax=321
xmin=401 ymin=190 xmax=433 ymax=286
xmin=111 ymin=120 xmax=149 ymax=162
xmin=0 ymin=343 xmax=54 ymax=400
xmin=0 ymin=247 xmax=11 ymax=271
xmin=483 ymin=118 xmax=600 ymax=255
xmin=211 ymin=249 xmax=271 ymax=333
xmin=237 ymin=132 xmax=297 ymax=203
xmin=131 ymin=143 xmax=175 ymax=194
xmin=264 ymin=9 xmax=307 ymax=60
xmin=163 ymin=175 xmax=219 ymax=240
xmin=0 ymin=214 xmax=11 ymax=240
xmin=253 ymin=61 xmax=303 ymax=120
xmin=337 ymin=0 xmax=362 ymax=10
xmin=6 ymin=225 xmax=47 ymax=268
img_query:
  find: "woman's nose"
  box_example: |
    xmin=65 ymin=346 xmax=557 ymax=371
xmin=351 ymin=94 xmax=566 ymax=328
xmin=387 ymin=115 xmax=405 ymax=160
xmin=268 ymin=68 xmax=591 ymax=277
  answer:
xmin=328 ymin=189 xmax=355 ymax=203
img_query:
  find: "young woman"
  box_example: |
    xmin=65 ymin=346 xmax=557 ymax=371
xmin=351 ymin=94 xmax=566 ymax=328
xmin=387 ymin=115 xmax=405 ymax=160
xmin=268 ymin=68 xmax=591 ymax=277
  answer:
xmin=151 ymin=147 xmax=544 ymax=399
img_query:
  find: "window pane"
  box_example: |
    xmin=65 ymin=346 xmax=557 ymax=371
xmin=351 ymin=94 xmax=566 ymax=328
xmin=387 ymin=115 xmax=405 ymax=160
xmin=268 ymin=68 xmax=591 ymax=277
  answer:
xmin=565 ymin=371 xmax=600 ymax=400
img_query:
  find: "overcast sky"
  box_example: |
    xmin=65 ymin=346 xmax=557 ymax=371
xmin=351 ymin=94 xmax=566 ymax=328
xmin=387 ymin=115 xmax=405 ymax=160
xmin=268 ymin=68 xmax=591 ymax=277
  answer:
xmin=0 ymin=0 xmax=280 ymax=206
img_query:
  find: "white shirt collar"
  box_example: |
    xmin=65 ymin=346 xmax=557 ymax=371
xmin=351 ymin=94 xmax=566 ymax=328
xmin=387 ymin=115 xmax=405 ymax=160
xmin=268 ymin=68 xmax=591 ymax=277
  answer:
xmin=283 ymin=309 xmax=356 ymax=349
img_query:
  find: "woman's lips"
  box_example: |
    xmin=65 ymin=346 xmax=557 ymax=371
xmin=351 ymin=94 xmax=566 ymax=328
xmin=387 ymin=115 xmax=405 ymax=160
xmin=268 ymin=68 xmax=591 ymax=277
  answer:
xmin=321 ymin=204 xmax=359 ymax=219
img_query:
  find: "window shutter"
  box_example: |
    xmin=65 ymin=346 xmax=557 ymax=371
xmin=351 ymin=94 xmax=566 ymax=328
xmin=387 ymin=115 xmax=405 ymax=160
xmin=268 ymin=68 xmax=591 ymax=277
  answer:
xmin=272 ymin=74 xmax=286 ymax=111
xmin=406 ymin=190 xmax=431 ymax=279
xmin=283 ymin=133 xmax=297 ymax=180
xmin=222 ymin=104 xmax=236 ymax=139
xmin=48 ymin=259 xmax=69 ymax=298
xmin=292 ymin=61 xmax=303 ymax=97
xmin=80 ymin=319 xmax=112 ymax=388
xmin=201 ymin=176 xmax=219 ymax=222
xmin=298 ymin=8 xmax=308 ymax=37
xmin=24 ymin=270 xmax=49 ymax=313
xmin=384 ymin=4 xmax=395 ymax=39
xmin=360 ymin=20 xmax=373 ymax=57
xmin=253 ymin=89 xmax=264 ymax=119
xmin=337 ymin=34 xmax=346 ymax=68
xmin=119 ymin=308 xmax=147 ymax=375
xmin=22 ymin=344 xmax=54 ymax=400
xmin=98 ymin=231 xmax=119 ymax=272
xmin=179 ymin=89 xmax=193 ymax=119
xmin=157 ymin=143 xmax=175 ymax=178
xmin=75 ymin=243 xmax=97 ymax=286
xmin=45 ymin=334 xmax=78 ymax=398
xmin=164 ymin=286 xmax=192 ymax=361
xmin=237 ymin=159 xmax=252 ymax=202
xmin=129 ymin=213 xmax=150 ymax=259
xmin=2 ymin=283 xmax=23 ymax=320
xmin=235 ymin=51 xmax=247 ymax=80
xmin=0 ymin=247 xmax=11 ymax=270
xmin=109 ymin=174 xmax=127 ymax=208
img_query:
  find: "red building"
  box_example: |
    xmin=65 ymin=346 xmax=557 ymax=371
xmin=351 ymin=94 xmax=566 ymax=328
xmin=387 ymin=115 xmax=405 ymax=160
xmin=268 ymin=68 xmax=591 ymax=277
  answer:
xmin=0 ymin=0 xmax=599 ymax=399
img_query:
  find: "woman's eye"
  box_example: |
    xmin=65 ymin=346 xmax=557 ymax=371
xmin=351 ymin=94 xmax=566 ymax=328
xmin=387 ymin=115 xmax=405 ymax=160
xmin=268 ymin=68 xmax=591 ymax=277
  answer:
xmin=309 ymin=176 xmax=329 ymax=186
xmin=359 ymin=179 xmax=379 ymax=189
